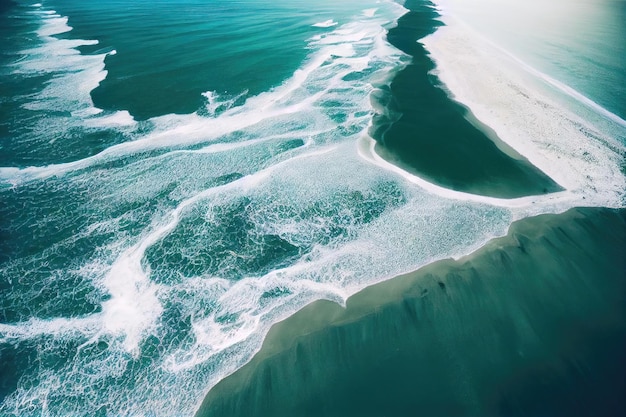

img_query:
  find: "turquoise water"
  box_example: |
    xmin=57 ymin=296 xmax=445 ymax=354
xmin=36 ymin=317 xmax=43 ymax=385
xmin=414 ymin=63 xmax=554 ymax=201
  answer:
xmin=0 ymin=0 xmax=624 ymax=416
xmin=50 ymin=0 xmax=379 ymax=120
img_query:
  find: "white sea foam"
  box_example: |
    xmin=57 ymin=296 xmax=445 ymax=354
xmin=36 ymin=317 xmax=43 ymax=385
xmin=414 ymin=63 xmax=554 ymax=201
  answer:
xmin=95 ymin=149 xmax=334 ymax=354
xmin=83 ymin=109 xmax=135 ymax=126
xmin=363 ymin=8 xmax=378 ymax=17
xmin=313 ymin=19 xmax=338 ymax=28
xmin=36 ymin=14 xmax=72 ymax=37
xmin=201 ymin=90 xmax=248 ymax=117
xmin=0 ymin=3 xmax=422 ymax=415
xmin=9 ymin=4 xmax=135 ymax=138
xmin=0 ymin=317 xmax=100 ymax=343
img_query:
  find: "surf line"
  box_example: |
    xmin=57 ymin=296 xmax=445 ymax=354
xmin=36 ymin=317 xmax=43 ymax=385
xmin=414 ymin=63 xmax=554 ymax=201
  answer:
xmin=96 ymin=144 xmax=338 ymax=354
xmin=357 ymin=135 xmax=579 ymax=211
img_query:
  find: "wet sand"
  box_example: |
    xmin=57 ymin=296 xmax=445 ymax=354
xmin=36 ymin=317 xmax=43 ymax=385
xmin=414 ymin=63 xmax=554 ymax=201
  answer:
xmin=196 ymin=207 xmax=625 ymax=417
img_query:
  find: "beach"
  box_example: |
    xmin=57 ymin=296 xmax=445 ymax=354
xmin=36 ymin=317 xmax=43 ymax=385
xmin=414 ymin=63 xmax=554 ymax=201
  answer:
xmin=196 ymin=207 xmax=626 ymax=417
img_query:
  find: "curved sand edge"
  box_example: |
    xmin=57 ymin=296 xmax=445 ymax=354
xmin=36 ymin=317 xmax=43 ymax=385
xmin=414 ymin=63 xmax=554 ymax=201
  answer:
xmin=196 ymin=207 xmax=625 ymax=417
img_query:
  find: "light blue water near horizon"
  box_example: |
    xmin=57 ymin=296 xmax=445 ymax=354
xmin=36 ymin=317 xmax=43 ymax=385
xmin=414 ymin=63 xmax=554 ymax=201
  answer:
xmin=0 ymin=0 xmax=624 ymax=416
xmin=436 ymin=0 xmax=626 ymax=122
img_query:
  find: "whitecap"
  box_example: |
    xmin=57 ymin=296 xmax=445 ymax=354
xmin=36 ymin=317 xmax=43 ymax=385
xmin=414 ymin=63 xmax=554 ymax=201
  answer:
xmin=312 ymin=19 xmax=338 ymax=28
xmin=363 ymin=8 xmax=378 ymax=17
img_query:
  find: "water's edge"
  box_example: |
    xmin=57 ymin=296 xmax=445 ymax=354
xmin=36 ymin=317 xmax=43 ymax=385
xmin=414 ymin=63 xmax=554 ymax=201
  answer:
xmin=370 ymin=0 xmax=561 ymax=199
xmin=195 ymin=206 xmax=626 ymax=416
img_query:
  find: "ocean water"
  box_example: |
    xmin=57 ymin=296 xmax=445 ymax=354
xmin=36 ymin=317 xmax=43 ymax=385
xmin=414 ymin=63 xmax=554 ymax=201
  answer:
xmin=0 ymin=0 xmax=624 ymax=416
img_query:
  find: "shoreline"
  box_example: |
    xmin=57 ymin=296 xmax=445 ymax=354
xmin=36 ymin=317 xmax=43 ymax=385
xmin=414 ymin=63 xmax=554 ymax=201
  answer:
xmin=195 ymin=206 xmax=626 ymax=417
xmin=421 ymin=0 xmax=625 ymax=207
xmin=369 ymin=0 xmax=561 ymax=199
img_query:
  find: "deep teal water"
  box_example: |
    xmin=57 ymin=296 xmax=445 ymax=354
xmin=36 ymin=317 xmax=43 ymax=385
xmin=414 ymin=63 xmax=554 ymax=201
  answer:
xmin=0 ymin=0 xmax=624 ymax=416
xmin=50 ymin=0 xmax=343 ymax=120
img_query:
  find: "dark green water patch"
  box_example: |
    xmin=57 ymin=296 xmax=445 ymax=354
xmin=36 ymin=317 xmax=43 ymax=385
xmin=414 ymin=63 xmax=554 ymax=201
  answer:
xmin=0 ymin=341 xmax=37 ymax=404
xmin=0 ymin=0 xmax=15 ymax=15
xmin=371 ymin=0 xmax=561 ymax=198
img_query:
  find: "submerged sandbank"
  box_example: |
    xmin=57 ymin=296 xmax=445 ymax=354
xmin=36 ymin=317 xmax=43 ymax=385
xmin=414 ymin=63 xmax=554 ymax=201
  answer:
xmin=420 ymin=1 xmax=625 ymax=207
xmin=196 ymin=207 xmax=625 ymax=417
xmin=370 ymin=0 xmax=561 ymax=198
